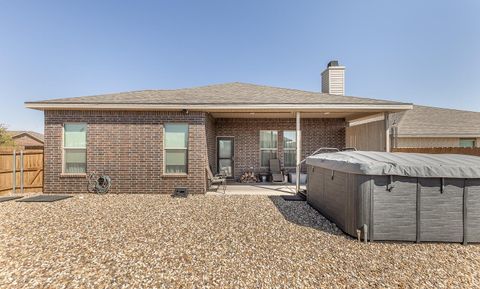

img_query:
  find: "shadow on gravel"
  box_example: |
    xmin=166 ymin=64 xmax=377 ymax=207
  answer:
xmin=268 ymin=196 xmax=345 ymax=237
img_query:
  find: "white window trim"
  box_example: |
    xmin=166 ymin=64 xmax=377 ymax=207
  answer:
xmin=62 ymin=122 xmax=87 ymax=175
xmin=259 ymin=130 xmax=278 ymax=168
xmin=163 ymin=123 xmax=189 ymax=175
xmin=283 ymin=130 xmax=297 ymax=168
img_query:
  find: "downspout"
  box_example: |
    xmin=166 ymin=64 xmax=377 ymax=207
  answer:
xmin=296 ymin=112 xmax=301 ymax=193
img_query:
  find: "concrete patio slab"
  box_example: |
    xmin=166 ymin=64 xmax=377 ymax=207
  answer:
xmin=207 ymin=183 xmax=306 ymax=196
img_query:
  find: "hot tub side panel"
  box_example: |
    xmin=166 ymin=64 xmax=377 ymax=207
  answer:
xmin=307 ymin=166 xmax=363 ymax=237
xmin=419 ymin=178 xmax=464 ymax=242
xmin=467 ymin=179 xmax=480 ymax=243
xmin=307 ymin=165 xmax=325 ymax=216
xmin=371 ymin=176 xmax=417 ymax=241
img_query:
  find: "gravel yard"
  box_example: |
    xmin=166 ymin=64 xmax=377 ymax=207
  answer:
xmin=1 ymin=194 xmax=479 ymax=288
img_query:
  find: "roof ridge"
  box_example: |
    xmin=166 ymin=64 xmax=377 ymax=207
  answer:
xmin=175 ymin=82 xmax=410 ymax=104
xmin=414 ymin=104 xmax=480 ymax=114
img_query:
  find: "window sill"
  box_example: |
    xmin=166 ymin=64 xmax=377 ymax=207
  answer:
xmin=162 ymin=174 xmax=188 ymax=178
xmin=60 ymin=173 xmax=86 ymax=178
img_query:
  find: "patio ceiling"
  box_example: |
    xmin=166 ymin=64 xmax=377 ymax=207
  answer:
xmin=211 ymin=111 xmax=350 ymax=118
xmin=210 ymin=111 xmax=386 ymax=120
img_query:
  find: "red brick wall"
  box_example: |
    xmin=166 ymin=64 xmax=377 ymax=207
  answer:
xmin=44 ymin=111 xmax=345 ymax=193
xmin=44 ymin=110 xmax=208 ymax=194
xmin=215 ymin=118 xmax=346 ymax=179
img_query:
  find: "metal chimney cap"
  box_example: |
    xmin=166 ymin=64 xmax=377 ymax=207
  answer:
xmin=327 ymin=60 xmax=339 ymax=67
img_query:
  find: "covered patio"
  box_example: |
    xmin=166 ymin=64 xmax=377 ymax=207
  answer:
xmin=206 ymin=108 xmax=403 ymax=195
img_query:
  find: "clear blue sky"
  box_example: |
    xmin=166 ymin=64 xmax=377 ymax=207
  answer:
xmin=1 ymin=0 xmax=479 ymax=133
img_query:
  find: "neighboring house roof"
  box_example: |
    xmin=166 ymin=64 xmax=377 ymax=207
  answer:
xmin=25 ymin=82 xmax=412 ymax=111
xmin=8 ymin=131 xmax=44 ymax=143
xmin=392 ymin=105 xmax=480 ymax=137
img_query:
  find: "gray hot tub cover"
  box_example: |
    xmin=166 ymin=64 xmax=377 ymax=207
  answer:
xmin=306 ymin=151 xmax=480 ymax=178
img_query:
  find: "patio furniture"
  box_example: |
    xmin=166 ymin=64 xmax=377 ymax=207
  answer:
xmin=288 ymin=172 xmax=307 ymax=184
xmin=258 ymin=172 xmax=269 ymax=183
xmin=206 ymin=166 xmax=227 ymax=193
xmin=269 ymin=159 xmax=285 ymax=183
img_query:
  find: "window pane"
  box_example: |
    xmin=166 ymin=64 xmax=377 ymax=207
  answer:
xmin=283 ymin=131 xmax=296 ymax=149
xmin=460 ymin=139 xmax=475 ymax=148
xmin=261 ymin=150 xmax=277 ymax=167
xmin=165 ymin=149 xmax=187 ymax=173
xmin=64 ymin=124 xmax=86 ymax=148
xmin=64 ymin=149 xmax=86 ymax=173
xmin=218 ymin=159 xmax=233 ymax=177
xmin=219 ymin=139 xmax=232 ymax=158
xmin=165 ymin=124 xmax=188 ymax=148
xmin=284 ymin=150 xmax=296 ymax=167
xmin=260 ymin=131 xmax=277 ymax=149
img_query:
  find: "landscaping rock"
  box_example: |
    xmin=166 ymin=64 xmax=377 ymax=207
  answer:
xmin=0 ymin=194 xmax=479 ymax=288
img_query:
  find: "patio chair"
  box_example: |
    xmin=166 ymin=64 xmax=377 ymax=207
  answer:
xmin=269 ymin=159 xmax=285 ymax=183
xmin=206 ymin=166 xmax=227 ymax=193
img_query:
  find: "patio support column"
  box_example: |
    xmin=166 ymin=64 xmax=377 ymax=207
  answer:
xmin=384 ymin=112 xmax=391 ymax=152
xmin=296 ymin=112 xmax=301 ymax=193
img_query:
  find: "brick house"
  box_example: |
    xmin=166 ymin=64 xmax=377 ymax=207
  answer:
xmin=26 ymin=62 xmax=414 ymax=194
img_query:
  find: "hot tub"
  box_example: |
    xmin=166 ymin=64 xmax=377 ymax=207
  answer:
xmin=306 ymin=151 xmax=480 ymax=244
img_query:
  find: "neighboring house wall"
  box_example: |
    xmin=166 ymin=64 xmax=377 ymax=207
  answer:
xmin=215 ymin=118 xmax=346 ymax=179
xmin=44 ymin=110 xmax=208 ymax=194
xmin=346 ymin=120 xmax=386 ymax=151
xmin=12 ymin=135 xmax=43 ymax=148
xmin=396 ymin=137 xmax=458 ymax=148
xmin=395 ymin=137 xmax=480 ymax=148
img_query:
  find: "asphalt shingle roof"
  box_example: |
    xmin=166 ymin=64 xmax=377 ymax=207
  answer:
xmin=31 ymin=82 xmax=407 ymax=106
xmin=393 ymin=105 xmax=480 ymax=137
xmin=7 ymin=131 xmax=44 ymax=142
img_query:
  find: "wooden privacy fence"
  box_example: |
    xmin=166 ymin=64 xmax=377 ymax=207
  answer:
xmin=392 ymin=147 xmax=480 ymax=157
xmin=0 ymin=149 xmax=43 ymax=195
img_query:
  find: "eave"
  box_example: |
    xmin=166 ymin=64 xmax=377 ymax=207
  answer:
xmin=24 ymin=102 xmax=413 ymax=113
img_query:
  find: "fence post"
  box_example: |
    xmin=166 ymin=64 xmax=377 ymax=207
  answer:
xmin=12 ymin=150 xmax=16 ymax=194
xmin=20 ymin=150 xmax=24 ymax=194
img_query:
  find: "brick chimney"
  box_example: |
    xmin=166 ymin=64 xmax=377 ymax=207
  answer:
xmin=321 ymin=60 xmax=345 ymax=95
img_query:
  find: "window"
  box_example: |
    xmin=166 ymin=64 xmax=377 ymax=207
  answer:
xmin=460 ymin=139 xmax=476 ymax=148
xmin=63 ymin=123 xmax=87 ymax=174
xmin=260 ymin=130 xmax=278 ymax=167
xmin=164 ymin=123 xmax=189 ymax=174
xmin=283 ymin=131 xmax=297 ymax=167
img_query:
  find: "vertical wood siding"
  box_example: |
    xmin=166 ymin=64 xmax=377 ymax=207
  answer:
xmin=346 ymin=120 xmax=386 ymax=151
